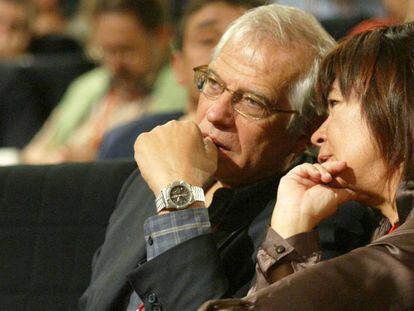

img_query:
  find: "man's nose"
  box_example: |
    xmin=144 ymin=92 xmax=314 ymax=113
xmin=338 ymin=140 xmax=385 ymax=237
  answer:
xmin=311 ymin=118 xmax=328 ymax=147
xmin=206 ymin=92 xmax=235 ymax=127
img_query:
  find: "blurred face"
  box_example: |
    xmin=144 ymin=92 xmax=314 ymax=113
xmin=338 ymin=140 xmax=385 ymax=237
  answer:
xmin=197 ymin=42 xmax=306 ymax=186
xmin=311 ymin=80 xmax=391 ymax=201
xmin=382 ymin=0 xmax=410 ymax=21
xmin=173 ymin=2 xmax=246 ymax=111
xmin=31 ymin=0 xmax=60 ymax=11
xmin=0 ymin=1 xmax=30 ymax=58
xmin=93 ymin=11 xmax=160 ymax=93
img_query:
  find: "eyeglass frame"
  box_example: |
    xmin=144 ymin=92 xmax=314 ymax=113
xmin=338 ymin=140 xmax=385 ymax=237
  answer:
xmin=193 ymin=65 xmax=298 ymax=121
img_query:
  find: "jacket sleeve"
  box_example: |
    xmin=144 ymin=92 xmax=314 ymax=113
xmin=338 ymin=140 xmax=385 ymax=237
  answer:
xmin=199 ymin=224 xmax=414 ymax=311
xmin=127 ymin=233 xmax=229 ymax=311
xmin=250 ymin=227 xmax=321 ymax=293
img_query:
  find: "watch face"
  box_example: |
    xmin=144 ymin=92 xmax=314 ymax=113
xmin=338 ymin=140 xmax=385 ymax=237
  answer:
xmin=169 ymin=184 xmax=192 ymax=208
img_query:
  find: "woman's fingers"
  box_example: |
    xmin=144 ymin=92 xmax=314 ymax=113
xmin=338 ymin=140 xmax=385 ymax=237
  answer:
xmin=320 ymin=184 xmax=357 ymax=205
xmin=288 ymin=161 xmax=347 ymax=184
xmin=312 ymin=163 xmax=333 ymax=183
xmin=320 ymin=160 xmax=347 ymax=175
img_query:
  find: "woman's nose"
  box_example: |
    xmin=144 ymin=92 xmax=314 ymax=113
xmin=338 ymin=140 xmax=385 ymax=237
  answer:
xmin=311 ymin=119 xmax=328 ymax=146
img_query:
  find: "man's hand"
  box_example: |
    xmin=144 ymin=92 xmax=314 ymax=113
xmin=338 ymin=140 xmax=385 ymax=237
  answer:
xmin=271 ymin=161 xmax=357 ymax=238
xmin=134 ymin=121 xmax=218 ymax=195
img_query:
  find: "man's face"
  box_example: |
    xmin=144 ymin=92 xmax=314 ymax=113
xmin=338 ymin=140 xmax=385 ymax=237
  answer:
xmin=93 ymin=11 xmax=161 ymax=93
xmin=197 ymin=41 xmax=308 ymax=186
xmin=0 ymin=1 xmax=30 ymax=58
xmin=173 ymin=2 xmax=247 ymax=111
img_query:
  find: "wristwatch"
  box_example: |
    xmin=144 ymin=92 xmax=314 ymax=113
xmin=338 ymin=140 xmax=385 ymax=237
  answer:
xmin=155 ymin=180 xmax=205 ymax=213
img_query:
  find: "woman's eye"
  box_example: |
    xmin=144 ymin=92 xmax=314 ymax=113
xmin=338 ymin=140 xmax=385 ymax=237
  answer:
xmin=328 ymin=99 xmax=340 ymax=108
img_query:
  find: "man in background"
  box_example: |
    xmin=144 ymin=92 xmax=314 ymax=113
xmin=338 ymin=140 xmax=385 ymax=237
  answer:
xmin=97 ymin=0 xmax=263 ymax=160
xmin=0 ymin=0 xmax=31 ymax=59
xmin=21 ymin=0 xmax=172 ymax=163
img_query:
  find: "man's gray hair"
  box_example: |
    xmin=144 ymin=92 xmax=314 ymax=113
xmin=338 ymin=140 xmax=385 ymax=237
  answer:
xmin=213 ymin=4 xmax=335 ymax=136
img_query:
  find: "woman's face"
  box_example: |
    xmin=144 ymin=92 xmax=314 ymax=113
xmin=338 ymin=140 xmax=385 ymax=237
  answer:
xmin=311 ymin=80 xmax=390 ymax=201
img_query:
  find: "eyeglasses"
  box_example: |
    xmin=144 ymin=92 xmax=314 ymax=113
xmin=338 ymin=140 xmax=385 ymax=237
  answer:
xmin=193 ymin=65 xmax=298 ymax=121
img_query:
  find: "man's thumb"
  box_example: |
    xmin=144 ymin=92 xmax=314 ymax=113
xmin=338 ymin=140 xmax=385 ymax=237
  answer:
xmin=204 ymin=137 xmax=218 ymax=159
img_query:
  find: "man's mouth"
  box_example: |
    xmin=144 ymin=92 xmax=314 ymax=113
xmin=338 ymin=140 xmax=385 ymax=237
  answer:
xmin=204 ymin=134 xmax=230 ymax=152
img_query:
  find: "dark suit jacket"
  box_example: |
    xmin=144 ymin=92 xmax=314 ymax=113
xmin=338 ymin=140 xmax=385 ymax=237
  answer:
xmin=79 ymin=172 xmax=278 ymax=311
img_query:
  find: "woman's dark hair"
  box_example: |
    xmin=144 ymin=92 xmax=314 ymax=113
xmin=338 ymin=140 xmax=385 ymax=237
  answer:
xmin=316 ymin=22 xmax=414 ymax=182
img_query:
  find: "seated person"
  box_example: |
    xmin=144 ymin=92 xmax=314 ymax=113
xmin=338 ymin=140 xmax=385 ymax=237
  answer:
xmin=0 ymin=0 xmax=31 ymax=59
xmin=30 ymin=0 xmax=67 ymax=37
xmin=97 ymin=0 xmax=263 ymax=159
xmin=200 ymin=22 xmax=414 ymax=310
xmin=21 ymin=0 xmax=171 ymax=163
xmin=349 ymin=0 xmax=414 ymax=35
xmin=79 ymin=4 xmax=337 ymax=310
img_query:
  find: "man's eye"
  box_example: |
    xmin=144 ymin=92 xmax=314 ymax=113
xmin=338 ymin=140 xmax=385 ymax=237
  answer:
xmin=242 ymin=97 xmax=263 ymax=110
xmin=206 ymin=77 xmax=222 ymax=91
xmin=199 ymin=37 xmax=218 ymax=47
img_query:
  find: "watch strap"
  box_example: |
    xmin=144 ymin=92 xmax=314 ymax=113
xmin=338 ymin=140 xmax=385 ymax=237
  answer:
xmin=155 ymin=183 xmax=205 ymax=213
xmin=191 ymin=185 xmax=205 ymax=202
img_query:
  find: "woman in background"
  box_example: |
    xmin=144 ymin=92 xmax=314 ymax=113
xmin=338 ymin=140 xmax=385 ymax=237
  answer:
xmin=200 ymin=22 xmax=414 ymax=310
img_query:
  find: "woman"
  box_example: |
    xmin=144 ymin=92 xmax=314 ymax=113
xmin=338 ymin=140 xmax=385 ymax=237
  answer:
xmin=200 ymin=22 xmax=414 ymax=310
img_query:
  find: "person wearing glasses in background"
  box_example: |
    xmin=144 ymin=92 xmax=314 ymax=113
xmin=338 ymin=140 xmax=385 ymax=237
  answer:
xmin=79 ymin=4 xmax=335 ymax=311
xmin=97 ymin=0 xmax=264 ymax=160
xmin=21 ymin=0 xmax=170 ymax=164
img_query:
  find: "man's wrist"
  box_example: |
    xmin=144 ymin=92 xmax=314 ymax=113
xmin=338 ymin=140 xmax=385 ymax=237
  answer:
xmin=155 ymin=180 xmax=205 ymax=213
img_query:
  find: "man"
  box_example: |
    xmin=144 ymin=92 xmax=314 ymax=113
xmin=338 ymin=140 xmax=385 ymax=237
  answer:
xmin=97 ymin=0 xmax=262 ymax=160
xmin=79 ymin=4 xmax=335 ymax=310
xmin=0 ymin=0 xmax=31 ymax=59
xmin=21 ymin=0 xmax=171 ymax=163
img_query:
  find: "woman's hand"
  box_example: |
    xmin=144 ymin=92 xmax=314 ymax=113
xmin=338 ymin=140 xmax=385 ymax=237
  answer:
xmin=271 ymin=161 xmax=356 ymax=238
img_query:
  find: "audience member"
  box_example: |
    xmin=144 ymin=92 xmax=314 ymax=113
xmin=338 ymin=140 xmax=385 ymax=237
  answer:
xmin=21 ymin=0 xmax=170 ymax=163
xmin=200 ymin=21 xmax=414 ymax=310
xmin=30 ymin=0 xmax=67 ymax=36
xmin=349 ymin=0 xmax=414 ymax=34
xmin=79 ymin=4 xmax=335 ymax=310
xmin=97 ymin=0 xmax=263 ymax=160
xmin=275 ymin=0 xmax=382 ymax=21
xmin=0 ymin=0 xmax=31 ymax=59
xmin=66 ymin=0 xmax=98 ymax=44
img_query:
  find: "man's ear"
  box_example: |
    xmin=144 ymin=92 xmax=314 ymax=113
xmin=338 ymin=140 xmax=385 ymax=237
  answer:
xmin=171 ymin=51 xmax=185 ymax=85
